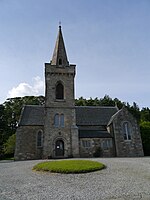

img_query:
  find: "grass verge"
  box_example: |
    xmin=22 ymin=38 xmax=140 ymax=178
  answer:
xmin=33 ymin=160 xmax=105 ymax=174
xmin=0 ymin=157 xmax=14 ymax=161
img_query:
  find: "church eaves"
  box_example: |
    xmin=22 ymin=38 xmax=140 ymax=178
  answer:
xmin=51 ymin=25 xmax=69 ymax=67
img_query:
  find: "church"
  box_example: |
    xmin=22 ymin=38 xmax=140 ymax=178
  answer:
xmin=15 ymin=26 xmax=144 ymax=160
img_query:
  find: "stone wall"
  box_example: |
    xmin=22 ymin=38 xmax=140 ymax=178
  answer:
xmin=15 ymin=126 xmax=44 ymax=160
xmin=43 ymin=62 xmax=79 ymax=158
xmin=43 ymin=107 xmax=79 ymax=158
xmin=112 ymin=108 xmax=144 ymax=157
xmin=45 ymin=64 xmax=75 ymax=108
xmin=79 ymin=138 xmax=115 ymax=157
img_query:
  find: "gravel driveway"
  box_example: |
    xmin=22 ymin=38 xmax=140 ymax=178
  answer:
xmin=0 ymin=157 xmax=150 ymax=200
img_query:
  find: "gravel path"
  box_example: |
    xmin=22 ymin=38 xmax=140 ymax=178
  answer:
xmin=0 ymin=157 xmax=150 ymax=200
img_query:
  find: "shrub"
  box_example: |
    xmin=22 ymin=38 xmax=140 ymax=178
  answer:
xmin=93 ymin=147 xmax=102 ymax=157
xmin=4 ymin=134 xmax=16 ymax=155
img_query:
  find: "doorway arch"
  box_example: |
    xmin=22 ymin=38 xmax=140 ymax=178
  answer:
xmin=55 ymin=139 xmax=64 ymax=157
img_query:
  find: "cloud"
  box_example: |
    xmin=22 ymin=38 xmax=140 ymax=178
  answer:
xmin=7 ymin=76 xmax=44 ymax=98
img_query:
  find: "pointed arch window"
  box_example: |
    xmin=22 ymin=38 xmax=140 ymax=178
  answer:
xmin=54 ymin=114 xmax=59 ymax=127
xmin=122 ymin=122 xmax=131 ymax=140
xmin=37 ymin=130 xmax=43 ymax=147
xmin=54 ymin=113 xmax=65 ymax=127
xmin=60 ymin=114 xmax=64 ymax=127
xmin=56 ymin=82 xmax=64 ymax=100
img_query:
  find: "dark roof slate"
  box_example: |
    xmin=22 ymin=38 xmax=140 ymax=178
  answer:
xmin=19 ymin=105 xmax=118 ymax=127
xmin=75 ymin=106 xmax=118 ymax=126
xmin=19 ymin=105 xmax=44 ymax=126
xmin=107 ymin=109 xmax=122 ymax=126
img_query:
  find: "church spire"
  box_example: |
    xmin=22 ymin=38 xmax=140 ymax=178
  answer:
xmin=51 ymin=25 xmax=69 ymax=67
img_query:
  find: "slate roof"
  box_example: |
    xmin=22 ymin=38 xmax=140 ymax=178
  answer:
xmin=19 ymin=105 xmax=118 ymax=127
xmin=75 ymin=106 xmax=118 ymax=126
xmin=19 ymin=105 xmax=44 ymax=126
xmin=107 ymin=109 xmax=122 ymax=126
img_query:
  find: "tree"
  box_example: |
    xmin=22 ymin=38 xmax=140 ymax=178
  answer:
xmin=75 ymin=97 xmax=87 ymax=106
xmin=3 ymin=95 xmax=45 ymax=131
xmin=140 ymin=121 xmax=150 ymax=156
xmin=0 ymin=96 xmax=45 ymax=157
xmin=99 ymin=95 xmax=115 ymax=106
xmin=0 ymin=104 xmax=10 ymax=154
xmin=141 ymin=107 xmax=150 ymax=122
xmin=126 ymin=102 xmax=141 ymax=122
xmin=3 ymin=134 xmax=16 ymax=155
xmin=113 ymin=98 xmax=125 ymax=109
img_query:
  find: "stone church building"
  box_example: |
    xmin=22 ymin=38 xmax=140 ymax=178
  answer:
xmin=15 ymin=26 xmax=144 ymax=160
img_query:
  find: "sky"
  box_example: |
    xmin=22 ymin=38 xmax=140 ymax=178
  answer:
xmin=0 ymin=0 xmax=150 ymax=109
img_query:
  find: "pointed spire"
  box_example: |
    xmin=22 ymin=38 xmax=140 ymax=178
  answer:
xmin=51 ymin=25 xmax=69 ymax=67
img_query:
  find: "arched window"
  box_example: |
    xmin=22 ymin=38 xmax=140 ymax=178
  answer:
xmin=56 ymin=82 xmax=64 ymax=99
xmin=122 ymin=122 xmax=131 ymax=140
xmin=54 ymin=114 xmax=59 ymax=127
xmin=60 ymin=114 xmax=64 ymax=127
xmin=37 ymin=130 xmax=43 ymax=147
xmin=54 ymin=113 xmax=65 ymax=127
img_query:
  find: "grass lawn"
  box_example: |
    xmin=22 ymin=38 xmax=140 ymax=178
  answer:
xmin=0 ymin=157 xmax=14 ymax=161
xmin=33 ymin=160 xmax=105 ymax=174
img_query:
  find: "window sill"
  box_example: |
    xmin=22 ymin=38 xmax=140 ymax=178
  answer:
xmin=124 ymin=140 xmax=132 ymax=142
xmin=55 ymin=99 xmax=66 ymax=102
xmin=37 ymin=146 xmax=43 ymax=149
xmin=54 ymin=127 xmax=65 ymax=128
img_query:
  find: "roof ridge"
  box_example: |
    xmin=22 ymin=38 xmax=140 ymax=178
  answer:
xmin=24 ymin=105 xmax=44 ymax=107
xmin=75 ymin=106 xmax=117 ymax=109
xmin=107 ymin=109 xmax=122 ymax=126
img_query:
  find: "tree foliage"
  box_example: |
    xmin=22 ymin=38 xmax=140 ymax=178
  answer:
xmin=75 ymin=95 xmax=125 ymax=108
xmin=141 ymin=107 xmax=150 ymax=122
xmin=0 ymin=96 xmax=45 ymax=156
xmin=4 ymin=134 xmax=16 ymax=155
xmin=140 ymin=121 xmax=150 ymax=156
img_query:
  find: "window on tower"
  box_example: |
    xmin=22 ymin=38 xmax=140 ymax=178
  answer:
xmin=56 ymin=82 xmax=64 ymax=99
xmin=60 ymin=114 xmax=64 ymax=127
xmin=54 ymin=113 xmax=65 ymax=127
xmin=54 ymin=114 xmax=59 ymax=127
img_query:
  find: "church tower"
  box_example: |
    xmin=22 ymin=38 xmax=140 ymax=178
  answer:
xmin=43 ymin=25 xmax=79 ymax=158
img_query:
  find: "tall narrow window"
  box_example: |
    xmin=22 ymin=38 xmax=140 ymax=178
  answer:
xmin=54 ymin=113 xmax=65 ymax=127
xmin=56 ymin=83 xmax=64 ymax=99
xmin=54 ymin=114 xmax=59 ymax=127
xmin=37 ymin=130 xmax=43 ymax=147
xmin=122 ymin=122 xmax=131 ymax=140
xmin=82 ymin=140 xmax=91 ymax=148
xmin=59 ymin=58 xmax=62 ymax=65
xmin=102 ymin=140 xmax=112 ymax=150
xmin=60 ymin=114 xmax=64 ymax=127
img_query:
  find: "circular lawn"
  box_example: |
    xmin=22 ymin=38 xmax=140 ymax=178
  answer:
xmin=33 ymin=160 xmax=105 ymax=174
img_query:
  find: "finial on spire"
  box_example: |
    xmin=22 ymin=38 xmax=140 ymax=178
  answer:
xmin=59 ymin=21 xmax=61 ymax=29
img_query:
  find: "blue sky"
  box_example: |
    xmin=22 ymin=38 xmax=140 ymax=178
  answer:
xmin=0 ymin=0 xmax=150 ymax=108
